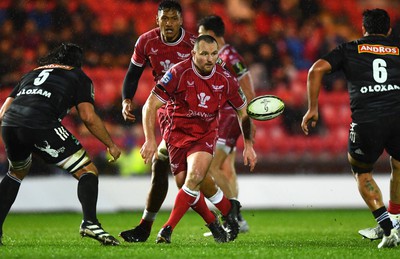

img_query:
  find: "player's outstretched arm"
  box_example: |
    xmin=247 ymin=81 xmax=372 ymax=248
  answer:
xmin=141 ymin=93 xmax=163 ymax=164
xmin=77 ymin=102 xmax=121 ymax=162
xmin=301 ymin=59 xmax=332 ymax=135
xmin=237 ymin=108 xmax=257 ymax=171
xmin=0 ymin=97 xmax=14 ymax=122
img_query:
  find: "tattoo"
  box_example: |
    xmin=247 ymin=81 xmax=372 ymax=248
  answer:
xmin=365 ymin=180 xmax=374 ymax=192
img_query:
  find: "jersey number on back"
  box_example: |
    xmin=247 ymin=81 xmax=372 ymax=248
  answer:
xmin=372 ymin=58 xmax=387 ymax=83
xmin=34 ymin=69 xmax=54 ymax=86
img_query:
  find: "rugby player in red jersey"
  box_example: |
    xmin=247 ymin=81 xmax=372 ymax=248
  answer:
xmin=198 ymin=15 xmax=256 ymax=233
xmin=119 ymin=0 xmax=196 ymax=242
xmin=141 ymin=35 xmax=257 ymax=243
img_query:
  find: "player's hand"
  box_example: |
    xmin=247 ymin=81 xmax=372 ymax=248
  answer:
xmin=140 ymin=140 xmax=158 ymax=164
xmin=107 ymin=144 xmax=121 ymax=162
xmin=122 ymin=99 xmax=136 ymax=122
xmin=243 ymin=144 xmax=257 ymax=172
xmin=301 ymin=109 xmax=318 ymax=135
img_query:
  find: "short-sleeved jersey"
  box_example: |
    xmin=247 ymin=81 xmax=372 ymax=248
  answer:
xmin=322 ymin=35 xmax=400 ymax=122
xmin=219 ymin=44 xmax=249 ymax=79
xmin=2 ymin=64 xmax=94 ymax=129
xmin=218 ymin=44 xmax=249 ymax=112
xmin=131 ymin=27 xmax=196 ymax=82
xmin=152 ymin=58 xmax=246 ymax=148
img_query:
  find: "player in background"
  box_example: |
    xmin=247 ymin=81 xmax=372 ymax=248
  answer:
xmin=0 ymin=43 xmax=121 ymax=246
xmin=141 ymin=35 xmax=257 ymax=243
xmin=197 ymin=15 xmax=256 ymax=233
xmin=301 ymin=9 xmax=400 ymax=248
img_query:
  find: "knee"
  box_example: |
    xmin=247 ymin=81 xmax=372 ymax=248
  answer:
xmin=73 ymin=163 xmax=98 ymax=179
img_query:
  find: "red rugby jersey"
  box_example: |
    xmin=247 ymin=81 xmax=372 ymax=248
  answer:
xmin=152 ymin=58 xmax=246 ymax=148
xmin=218 ymin=44 xmax=249 ymax=111
xmin=131 ymin=27 xmax=196 ymax=82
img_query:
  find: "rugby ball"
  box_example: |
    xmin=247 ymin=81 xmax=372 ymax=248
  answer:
xmin=246 ymin=95 xmax=285 ymax=121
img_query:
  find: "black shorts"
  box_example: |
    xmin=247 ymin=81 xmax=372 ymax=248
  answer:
xmin=348 ymin=115 xmax=400 ymax=164
xmin=2 ymin=125 xmax=82 ymax=165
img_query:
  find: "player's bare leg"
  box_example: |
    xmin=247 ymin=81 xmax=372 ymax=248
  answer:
xmin=119 ymin=141 xmax=170 ymax=242
xmin=360 ymin=157 xmax=400 ymax=241
xmin=352 ymin=154 xmax=399 ymax=247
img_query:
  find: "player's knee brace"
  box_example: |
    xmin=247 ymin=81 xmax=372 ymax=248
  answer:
xmin=57 ymin=148 xmax=91 ymax=174
xmin=8 ymin=154 xmax=32 ymax=171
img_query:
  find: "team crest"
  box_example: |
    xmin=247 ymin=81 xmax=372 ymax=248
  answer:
xmin=197 ymin=92 xmax=210 ymax=108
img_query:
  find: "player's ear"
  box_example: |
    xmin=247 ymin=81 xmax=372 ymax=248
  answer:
xmin=387 ymin=27 xmax=392 ymax=36
xmin=361 ymin=25 xmax=367 ymax=36
xmin=156 ymin=15 xmax=160 ymax=26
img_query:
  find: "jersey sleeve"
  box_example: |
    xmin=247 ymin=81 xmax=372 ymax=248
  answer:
xmin=227 ymin=77 xmax=247 ymax=110
xmin=321 ymin=44 xmax=345 ymax=73
xmin=9 ymin=82 xmax=21 ymax=98
xmin=152 ymin=68 xmax=177 ymax=103
xmin=131 ymin=36 xmax=146 ymax=67
xmin=76 ymin=72 xmax=95 ymax=106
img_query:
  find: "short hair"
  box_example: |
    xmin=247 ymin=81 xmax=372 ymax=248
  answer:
xmin=197 ymin=15 xmax=225 ymax=37
xmin=158 ymin=0 xmax=182 ymax=15
xmin=38 ymin=43 xmax=83 ymax=67
xmin=362 ymin=9 xmax=390 ymax=35
xmin=194 ymin=35 xmax=218 ymax=50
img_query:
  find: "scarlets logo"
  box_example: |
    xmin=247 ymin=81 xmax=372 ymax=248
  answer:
xmin=358 ymin=44 xmax=399 ymax=55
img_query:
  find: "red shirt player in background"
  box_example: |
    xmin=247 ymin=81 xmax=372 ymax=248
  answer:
xmin=120 ymin=1 xmax=196 ymax=242
xmin=198 ymin=15 xmax=256 ymax=233
xmin=141 ymin=35 xmax=257 ymax=244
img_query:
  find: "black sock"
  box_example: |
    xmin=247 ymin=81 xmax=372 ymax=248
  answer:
xmin=373 ymin=206 xmax=393 ymax=236
xmin=0 ymin=174 xmax=21 ymax=235
xmin=78 ymin=173 xmax=98 ymax=224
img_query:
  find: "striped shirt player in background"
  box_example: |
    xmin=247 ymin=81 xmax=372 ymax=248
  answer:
xmin=0 ymin=43 xmax=121 ymax=246
xmin=141 ymin=35 xmax=257 ymax=243
xmin=301 ymin=9 xmax=400 ymax=248
xmin=198 ymin=15 xmax=257 ymax=233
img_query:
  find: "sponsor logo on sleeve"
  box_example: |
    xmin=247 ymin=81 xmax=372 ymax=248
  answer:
xmin=160 ymin=71 xmax=173 ymax=85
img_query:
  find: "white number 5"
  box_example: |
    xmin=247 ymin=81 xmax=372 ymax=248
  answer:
xmin=372 ymin=58 xmax=387 ymax=83
xmin=34 ymin=69 xmax=53 ymax=86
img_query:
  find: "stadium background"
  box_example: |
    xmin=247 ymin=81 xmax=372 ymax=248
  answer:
xmin=1 ymin=0 xmax=400 ymax=190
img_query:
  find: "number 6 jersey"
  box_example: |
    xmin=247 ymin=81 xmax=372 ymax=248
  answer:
xmin=322 ymin=35 xmax=400 ymax=123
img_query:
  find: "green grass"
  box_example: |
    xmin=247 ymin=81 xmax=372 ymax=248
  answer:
xmin=0 ymin=209 xmax=398 ymax=258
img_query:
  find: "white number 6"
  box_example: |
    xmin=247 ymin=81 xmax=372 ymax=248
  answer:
xmin=372 ymin=58 xmax=387 ymax=83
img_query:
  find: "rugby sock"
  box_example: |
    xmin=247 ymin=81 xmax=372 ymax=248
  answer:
xmin=388 ymin=200 xmax=400 ymax=214
xmin=163 ymin=186 xmax=196 ymax=229
xmin=191 ymin=192 xmax=216 ymax=224
xmin=0 ymin=173 xmax=21 ymax=234
xmin=207 ymin=187 xmax=231 ymax=216
xmin=78 ymin=173 xmax=98 ymax=223
xmin=139 ymin=210 xmax=156 ymax=230
xmin=373 ymin=206 xmax=393 ymax=236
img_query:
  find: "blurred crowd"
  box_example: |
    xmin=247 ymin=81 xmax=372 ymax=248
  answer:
xmin=1 ymin=0 xmax=400 ymax=175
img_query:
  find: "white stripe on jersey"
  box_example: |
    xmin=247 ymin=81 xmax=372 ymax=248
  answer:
xmin=54 ymin=126 xmax=69 ymax=141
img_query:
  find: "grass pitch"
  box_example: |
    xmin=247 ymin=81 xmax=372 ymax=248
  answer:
xmin=0 ymin=209 xmax=398 ymax=258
